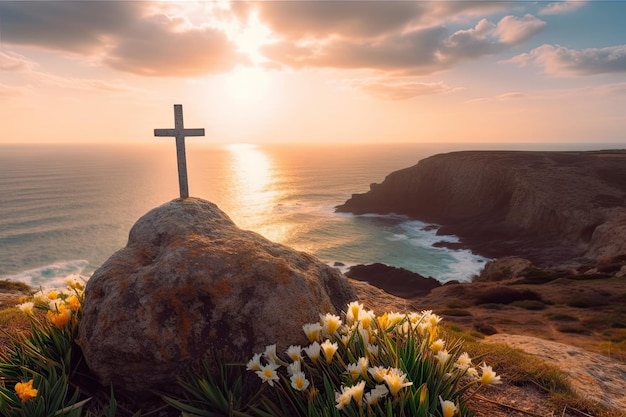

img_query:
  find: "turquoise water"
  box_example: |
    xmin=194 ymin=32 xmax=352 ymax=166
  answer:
xmin=0 ymin=142 xmax=615 ymax=288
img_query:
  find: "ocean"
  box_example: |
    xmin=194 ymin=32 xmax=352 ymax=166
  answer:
xmin=0 ymin=141 xmax=616 ymax=289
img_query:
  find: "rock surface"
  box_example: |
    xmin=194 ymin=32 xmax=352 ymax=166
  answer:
xmin=336 ymin=150 xmax=626 ymax=267
xmin=487 ymin=334 xmax=626 ymax=410
xmin=345 ymin=263 xmax=441 ymax=298
xmin=78 ymin=198 xmax=356 ymax=393
xmin=475 ymin=257 xmax=534 ymax=282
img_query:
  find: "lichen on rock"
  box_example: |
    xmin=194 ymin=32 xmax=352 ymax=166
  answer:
xmin=77 ymin=198 xmax=356 ymax=394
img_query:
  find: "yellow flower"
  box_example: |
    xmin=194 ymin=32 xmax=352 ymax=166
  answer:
xmin=382 ymin=368 xmax=413 ymax=396
xmin=46 ymin=290 xmax=59 ymax=300
xmin=47 ymin=304 xmax=71 ymax=328
xmin=15 ymin=379 xmax=38 ymax=403
xmin=65 ymin=295 xmax=81 ymax=312
xmin=321 ymin=339 xmax=338 ymax=364
xmin=479 ymin=364 xmax=501 ymax=386
xmin=65 ymin=277 xmax=85 ymax=290
xmin=440 ymin=396 xmax=458 ymax=417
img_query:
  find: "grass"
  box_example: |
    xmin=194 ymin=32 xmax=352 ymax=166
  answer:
xmin=510 ymin=300 xmax=546 ymax=310
xmin=438 ymin=308 xmax=473 ymax=317
xmin=546 ymin=313 xmax=579 ymax=322
xmin=461 ymin=338 xmax=623 ymax=417
xmin=0 ymin=279 xmax=32 ymax=293
xmin=474 ymin=287 xmax=543 ymax=305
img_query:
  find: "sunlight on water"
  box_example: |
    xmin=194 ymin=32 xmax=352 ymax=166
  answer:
xmin=224 ymin=143 xmax=286 ymax=242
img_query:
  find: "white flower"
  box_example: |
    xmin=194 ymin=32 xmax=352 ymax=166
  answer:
xmin=263 ymin=344 xmax=279 ymax=363
xmin=302 ymin=322 xmax=323 ymax=342
xmin=368 ymin=366 xmax=388 ymax=383
xmin=455 ymin=352 xmax=472 ymax=370
xmin=320 ymin=313 xmax=342 ymax=336
xmin=346 ymin=357 xmax=369 ymax=381
xmin=387 ymin=312 xmax=405 ymax=327
xmin=358 ymin=309 xmax=375 ymax=329
xmin=303 ymin=341 xmax=321 ymax=363
xmin=286 ymin=345 xmax=302 ymax=362
xmin=435 ymin=349 xmax=450 ymax=365
xmin=466 ymin=367 xmax=479 ymax=379
xmin=365 ymin=384 xmax=389 ymax=406
xmin=287 ymin=360 xmax=301 ymax=376
xmin=321 ymin=339 xmax=339 ymax=364
xmin=358 ymin=326 xmax=370 ymax=345
xmin=382 ymin=368 xmax=413 ymax=396
xmin=479 ymin=364 xmax=501 ymax=386
xmin=255 ymin=362 xmax=280 ymax=387
xmin=17 ymin=301 xmax=35 ymax=316
xmin=430 ymin=338 xmax=445 ymax=353
xmin=366 ymin=343 xmax=379 ymax=358
xmin=335 ymin=381 xmax=366 ymax=409
xmin=290 ymin=371 xmax=310 ymax=391
xmin=48 ymin=298 xmax=64 ymax=312
xmin=440 ymin=396 xmax=458 ymax=417
xmin=346 ymin=301 xmax=364 ymax=324
xmin=246 ymin=353 xmax=263 ymax=372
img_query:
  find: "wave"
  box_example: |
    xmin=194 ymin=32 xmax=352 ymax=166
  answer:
xmin=1 ymin=260 xmax=92 ymax=289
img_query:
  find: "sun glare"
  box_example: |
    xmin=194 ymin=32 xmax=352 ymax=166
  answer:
xmin=222 ymin=67 xmax=271 ymax=104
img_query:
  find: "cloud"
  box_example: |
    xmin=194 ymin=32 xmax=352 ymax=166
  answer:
xmin=539 ymin=1 xmax=587 ymax=15
xmin=468 ymin=91 xmax=532 ymax=103
xmin=0 ymin=82 xmax=27 ymax=98
xmin=341 ymin=77 xmax=459 ymax=100
xmin=508 ymin=44 xmax=626 ymax=76
xmin=262 ymin=14 xmax=545 ymax=75
xmin=0 ymin=1 xmax=546 ymax=78
xmin=0 ymin=2 xmax=243 ymax=76
xmin=0 ymin=51 xmax=36 ymax=72
xmin=496 ymin=14 xmax=547 ymax=45
xmin=236 ymin=2 xmax=425 ymax=39
xmin=0 ymin=2 xmax=141 ymax=54
xmin=262 ymin=26 xmax=449 ymax=74
xmin=103 ymin=14 xmax=246 ymax=76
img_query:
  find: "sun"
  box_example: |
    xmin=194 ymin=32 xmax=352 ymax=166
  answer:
xmin=222 ymin=67 xmax=271 ymax=105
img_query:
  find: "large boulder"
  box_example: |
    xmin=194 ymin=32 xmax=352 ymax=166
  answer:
xmin=78 ymin=198 xmax=356 ymax=393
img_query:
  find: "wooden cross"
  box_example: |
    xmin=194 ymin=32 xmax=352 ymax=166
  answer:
xmin=154 ymin=104 xmax=205 ymax=199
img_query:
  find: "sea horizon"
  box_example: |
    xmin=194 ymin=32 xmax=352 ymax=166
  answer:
xmin=1 ymin=141 xmax=622 ymax=288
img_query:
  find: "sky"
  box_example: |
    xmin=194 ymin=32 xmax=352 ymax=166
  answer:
xmin=1 ymin=0 xmax=625 ymax=145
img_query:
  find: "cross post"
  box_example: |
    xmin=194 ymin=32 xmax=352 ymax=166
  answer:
xmin=154 ymin=104 xmax=205 ymax=199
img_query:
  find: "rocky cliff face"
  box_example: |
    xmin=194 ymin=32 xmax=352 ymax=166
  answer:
xmin=336 ymin=151 xmax=626 ymax=266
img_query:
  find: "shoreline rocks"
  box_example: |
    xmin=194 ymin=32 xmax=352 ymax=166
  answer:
xmin=336 ymin=150 xmax=626 ymax=267
xmin=344 ymin=263 xmax=442 ymax=298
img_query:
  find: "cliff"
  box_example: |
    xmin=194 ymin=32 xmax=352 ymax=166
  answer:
xmin=336 ymin=150 xmax=626 ymax=266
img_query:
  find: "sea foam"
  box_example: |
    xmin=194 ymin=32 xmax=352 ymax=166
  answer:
xmin=1 ymin=260 xmax=91 ymax=289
